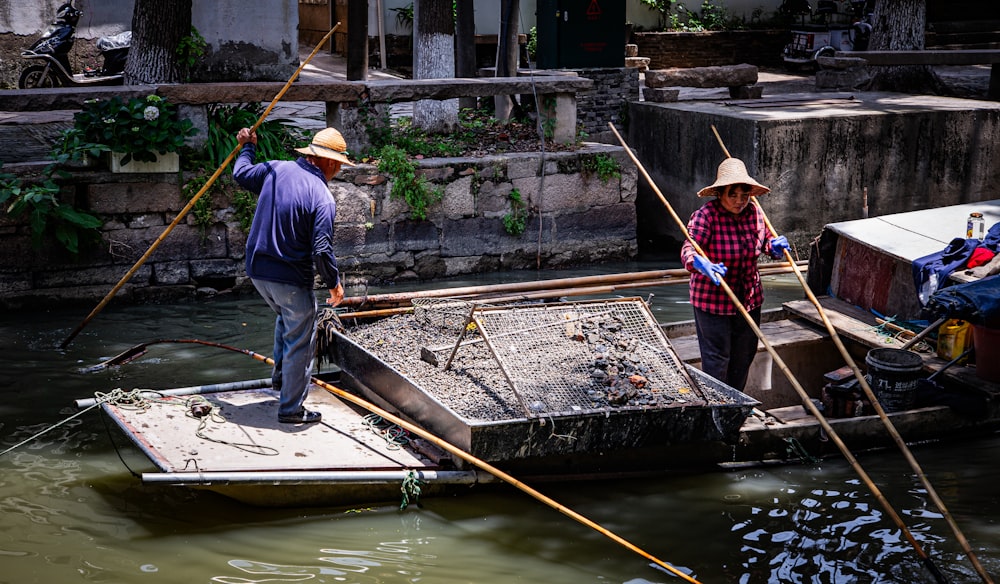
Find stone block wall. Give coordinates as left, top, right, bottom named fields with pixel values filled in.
left=0, top=145, right=637, bottom=308
left=633, top=30, right=789, bottom=70
left=572, top=68, right=641, bottom=142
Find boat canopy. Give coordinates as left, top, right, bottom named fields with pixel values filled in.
left=925, top=275, right=1000, bottom=327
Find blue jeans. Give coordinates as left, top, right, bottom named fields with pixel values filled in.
left=252, top=279, right=317, bottom=417
left=693, top=306, right=761, bottom=392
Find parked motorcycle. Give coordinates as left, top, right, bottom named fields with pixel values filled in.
left=781, top=0, right=874, bottom=69
left=18, top=1, right=130, bottom=89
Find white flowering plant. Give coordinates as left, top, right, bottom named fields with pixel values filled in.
left=72, top=94, right=197, bottom=165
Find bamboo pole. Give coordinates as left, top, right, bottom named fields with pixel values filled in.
left=335, top=263, right=807, bottom=321
left=59, top=23, right=344, bottom=350
left=339, top=268, right=691, bottom=308
left=609, top=122, right=949, bottom=583
left=709, top=124, right=991, bottom=584
left=103, top=338, right=702, bottom=583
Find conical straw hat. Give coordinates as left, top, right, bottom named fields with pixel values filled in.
left=295, top=127, right=355, bottom=166
left=697, top=157, right=769, bottom=197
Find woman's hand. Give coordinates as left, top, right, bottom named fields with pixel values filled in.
left=692, top=255, right=727, bottom=285
left=769, top=235, right=789, bottom=259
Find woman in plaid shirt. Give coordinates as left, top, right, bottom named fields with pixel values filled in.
left=681, top=158, right=788, bottom=392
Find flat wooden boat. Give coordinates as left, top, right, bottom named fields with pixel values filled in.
left=79, top=202, right=1000, bottom=506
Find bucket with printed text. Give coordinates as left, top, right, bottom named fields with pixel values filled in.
left=865, top=348, right=924, bottom=413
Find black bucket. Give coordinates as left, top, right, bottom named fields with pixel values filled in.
left=865, top=348, right=924, bottom=413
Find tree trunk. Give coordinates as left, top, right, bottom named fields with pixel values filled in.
left=867, top=0, right=944, bottom=93
left=455, top=0, right=477, bottom=110
left=413, top=0, right=458, bottom=133
left=494, top=0, right=520, bottom=122
left=123, top=0, right=192, bottom=84
left=347, top=0, right=369, bottom=81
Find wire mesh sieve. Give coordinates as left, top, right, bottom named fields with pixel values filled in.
left=471, top=298, right=708, bottom=417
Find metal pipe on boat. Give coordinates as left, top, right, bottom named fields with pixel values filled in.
left=58, top=22, right=344, bottom=350
left=900, top=316, right=949, bottom=351
left=74, top=378, right=273, bottom=409
left=335, top=263, right=807, bottom=321
left=141, top=469, right=492, bottom=485
left=338, top=268, right=692, bottom=308
left=711, top=123, right=991, bottom=584
left=610, top=122, right=950, bottom=584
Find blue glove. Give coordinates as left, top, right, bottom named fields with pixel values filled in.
left=692, top=255, right=727, bottom=285
left=769, top=235, right=789, bottom=259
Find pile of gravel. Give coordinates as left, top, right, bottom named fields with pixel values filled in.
left=344, top=314, right=524, bottom=421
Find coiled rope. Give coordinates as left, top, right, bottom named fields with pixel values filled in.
left=362, top=413, right=409, bottom=450
left=104, top=389, right=280, bottom=457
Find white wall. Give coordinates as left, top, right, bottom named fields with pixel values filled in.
left=369, top=0, right=786, bottom=37
left=0, top=0, right=295, bottom=62
left=0, top=0, right=130, bottom=39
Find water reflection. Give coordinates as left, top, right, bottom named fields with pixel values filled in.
left=1, top=265, right=998, bottom=583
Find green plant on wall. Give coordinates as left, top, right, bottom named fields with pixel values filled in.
left=375, top=145, right=443, bottom=221
left=200, top=103, right=306, bottom=169
left=72, top=94, right=197, bottom=165
left=390, top=3, right=414, bottom=30
left=176, top=26, right=208, bottom=81
left=178, top=103, right=299, bottom=238
left=582, top=153, right=621, bottom=184
left=502, top=188, right=528, bottom=236
left=232, top=189, right=258, bottom=232
left=181, top=174, right=215, bottom=237
left=0, top=163, right=102, bottom=255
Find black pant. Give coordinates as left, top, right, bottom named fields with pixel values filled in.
left=693, top=306, right=761, bottom=392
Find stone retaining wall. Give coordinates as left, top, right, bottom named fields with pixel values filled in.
left=633, top=30, right=789, bottom=69
left=0, top=145, right=637, bottom=308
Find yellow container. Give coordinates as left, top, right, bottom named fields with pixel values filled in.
left=937, top=319, right=972, bottom=362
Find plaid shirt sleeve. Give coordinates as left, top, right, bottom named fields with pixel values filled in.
left=681, top=200, right=767, bottom=315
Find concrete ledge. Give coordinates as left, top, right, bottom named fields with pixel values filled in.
left=817, top=56, right=869, bottom=70
left=0, top=77, right=593, bottom=112
left=645, top=88, right=680, bottom=103
left=838, top=49, right=1000, bottom=66
left=645, top=63, right=758, bottom=89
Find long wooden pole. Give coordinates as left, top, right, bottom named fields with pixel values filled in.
left=339, top=268, right=691, bottom=308
left=109, top=338, right=701, bottom=583
left=710, top=125, right=991, bottom=584
left=335, top=263, right=807, bottom=321
left=609, top=123, right=949, bottom=583
left=59, top=23, right=343, bottom=350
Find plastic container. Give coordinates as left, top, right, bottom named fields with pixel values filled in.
left=972, top=325, right=1000, bottom=383
left=936, top=319, right=972, bottom=362
left=865, top=348, right=924, bottom=413
left=967, top=212, right=985, bottom=240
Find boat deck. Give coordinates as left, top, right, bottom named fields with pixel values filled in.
left=101, top=383, right=445, bottom=474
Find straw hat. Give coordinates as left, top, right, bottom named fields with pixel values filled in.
left=295, top=128, right=355, bottom=166
left=696, top=157, right=770, bottom=198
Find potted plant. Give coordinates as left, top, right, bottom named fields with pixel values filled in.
left=73, top=94, right=197, bottom=172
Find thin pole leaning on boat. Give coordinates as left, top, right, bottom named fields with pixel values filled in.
left=98, top=338, right=702, bottom=583
left=709, top=124, right=992, bottom=584
left=58, top=23, right=344, bottom=350
left=334, top=263, right=807, bottom=321
left=608, top=122, right=950, bottom=584
left=338, top=268, right=691, bottom=308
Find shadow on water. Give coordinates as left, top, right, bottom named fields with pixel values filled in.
left=2, top=263, right=999, bottom=583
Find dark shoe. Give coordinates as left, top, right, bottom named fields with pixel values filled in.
left=278, top=409, right=322, bottom=424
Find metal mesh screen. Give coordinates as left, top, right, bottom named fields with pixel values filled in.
left=411, top=297, right=476, bottom=333
left=472, top=298, right=706, bottom=417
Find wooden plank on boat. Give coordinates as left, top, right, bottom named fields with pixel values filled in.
left=102, top=384, right=441, bottom=474
left=669, top=317, right=829, bottom=364
left=783, top=296, right=899, bottom=349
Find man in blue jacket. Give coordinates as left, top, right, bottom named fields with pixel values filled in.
left=234, top=126, right=353, bottom=424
